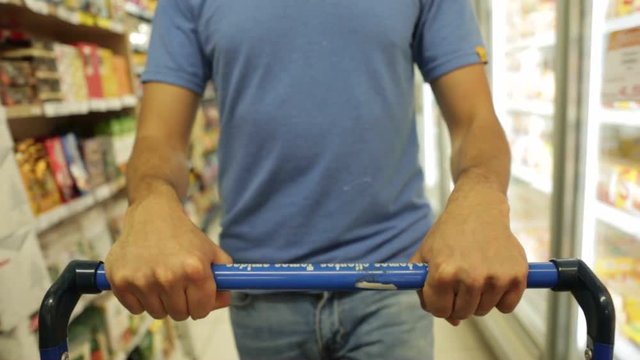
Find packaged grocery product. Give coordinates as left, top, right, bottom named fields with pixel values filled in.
left=0, top=61, right=33, bottom=87
left=61, top=133, right=91, bottom=194
left=96, top=116, right=135, bottom=169
left=63, top=0, right=83, bottom=11
left=14, top=139, right=62, bottom=214
left=0, top=86, right=38, bottom=106
left=97, top=47, right=119, bottom=98
left=624, top=297, right=640, bottom=345
left=112, top=54, right=132, bottom=96
left=81, top=137, right=107, bottom=188
left=76, top=42, right=103, bottom=99
left=53, top=43, right=90, bottom=103
left=615, top=0, right=640, bottom=17
left=100, top=135, right=119, bottom=181
left=44, top=136, right=76, bottom=202
left=609, top=164, right=640, bottom=213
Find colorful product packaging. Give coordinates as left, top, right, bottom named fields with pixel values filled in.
left=76, top=42, right=103, bottom=99
left=112, top=55, right=132, bottom=96
left=98, top=47, right=119, bottom=98
left=61, top=133, right=91, bottom=194
left=14, top=139, right=62, bottom=214
left=44, top=137, right=76, bottom=202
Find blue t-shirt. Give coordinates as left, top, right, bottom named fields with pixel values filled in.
left=142, top=0, right=485, bottom=264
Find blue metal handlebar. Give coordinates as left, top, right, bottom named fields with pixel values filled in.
left=39, top=260, right=615, bottom=360
left=95, top=262, right=559, bottom=291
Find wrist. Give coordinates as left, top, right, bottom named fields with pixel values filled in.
left=128, top=177, right=183, bottom=210
left=446, top=172, right=509, bottom=216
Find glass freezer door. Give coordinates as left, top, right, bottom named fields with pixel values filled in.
left=490, top=0, right=557, bottom=352
left=581, top=1, right=640, bottom=359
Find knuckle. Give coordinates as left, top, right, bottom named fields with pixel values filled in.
left=465, top=276, right=485, bottom=292
left=184, top=256, right=208, bottom=282
left=111, top=273, right=133, bottom=290
left=133, top=273, right=155, bottom=290
left=432, top=273, right=455, bottom=287
left=154, top=268, right=178, bottom=289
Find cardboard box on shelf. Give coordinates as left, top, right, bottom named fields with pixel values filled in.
left=112, top=54, right=132, bottom=96
left=76, top=43, right=103, bottom=100
left=0, top=319, right=38, bottom=360
left=98, top=48, right=119, bottom=99
left=0, top=228, right=50, bottom=332
left=0, top=148, right=34, bottom=239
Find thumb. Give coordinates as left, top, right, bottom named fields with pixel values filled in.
left=409, top=252, right=422, bottom=264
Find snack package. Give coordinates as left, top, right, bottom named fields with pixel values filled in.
left=53, top=43, right=90, bottom=103
left=14, top=139, right=62, bottom=214
left=97, top=48, right=119, bottom=98
left=0, top=86, right=38, bottom=106
left=44, top=137, right=76, bottom=202
left=81, top=137, right=107, bottom=188
left=61, top=133, right=91, bottom=194
left=76, top=42, right=103, bottom=99
left=112, top=55, right=132, bottom=96
left=0, top=61, right=34, bottom=87
left=609, top=165, right=640, bottom=214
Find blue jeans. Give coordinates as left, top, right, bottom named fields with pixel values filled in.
left=229, top=291, right=433, bottom=360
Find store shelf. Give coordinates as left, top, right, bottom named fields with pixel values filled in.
left=0, top=1, right=125, bottom=35
left=507, top=100, right=554, bottom=117
left=595, top=202, right=640, bottom=238
left=511, top=165, right=552, bottom=194
left=506, top=32, right=555, bottom=52
left=114, top=316, right=154, bottom=360
left=606, top=13, right=640, bottom=34
left=35, top=177, right=126, bottom=233
left=600, top=109, right=640, bottom=127
left=5, top=104, right=43, bottom=119
left=7, top=96, right=138, bottom=120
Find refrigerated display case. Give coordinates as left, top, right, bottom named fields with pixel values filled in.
left=473, top=1, right=558, bottom=358
left=580, top=1, right=640, bottom=358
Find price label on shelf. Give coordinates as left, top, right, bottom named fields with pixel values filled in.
left=78, top=11, right=95, bottom=26
left=24, top=0, right=50, bottom=15
left=56, top=5, right=81, bottom=25
left=90, top=99, right=108, bottom=112
left=603, top=27, right=640, bottom=106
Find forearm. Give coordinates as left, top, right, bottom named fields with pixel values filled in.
left=126, top=136, right=190, bottom=205
left=449, top=116, right=510, bottom=198
left=125, top=83, right=201, bottom=206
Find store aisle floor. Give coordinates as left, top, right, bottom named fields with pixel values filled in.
left=197, top=309, right=495, bottom=359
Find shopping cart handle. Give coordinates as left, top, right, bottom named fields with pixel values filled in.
left=39, top=259, right=615, bottom=360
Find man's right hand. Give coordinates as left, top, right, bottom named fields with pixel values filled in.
left=105, top=188, right=232, bottom=321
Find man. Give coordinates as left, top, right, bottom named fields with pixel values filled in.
left=105, top=0, right=528, bottom=359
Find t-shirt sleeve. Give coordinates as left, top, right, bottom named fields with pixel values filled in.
left=141, top=0, right=211, bottom=94
left=413, top=0, right=487, bottom=82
